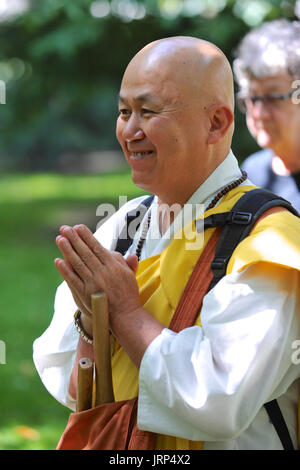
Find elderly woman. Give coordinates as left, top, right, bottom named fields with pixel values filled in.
left=233, top=19, right=300, bottom=211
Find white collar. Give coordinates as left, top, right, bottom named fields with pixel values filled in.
left=186, top=149, right=243, bottom=210
left=136, top=150, right=248, bottom=258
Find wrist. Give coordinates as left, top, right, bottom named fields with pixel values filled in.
left=109, top=307, right=164, bottom=368
left=74, top=310, right=93, bottom=343
left=80, top=312, right=93, bottom=337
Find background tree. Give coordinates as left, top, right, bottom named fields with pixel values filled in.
left=0, top=0, right=298, bottom=171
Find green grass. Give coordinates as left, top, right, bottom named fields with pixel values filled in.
left=0, top=171, right=147, bottom=450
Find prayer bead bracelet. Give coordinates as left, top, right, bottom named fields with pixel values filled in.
left=74, top=309, right=93, bottom=344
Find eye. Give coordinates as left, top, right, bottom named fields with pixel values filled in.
left=141, top=108, right=154, bottom=115
left=250, top=96, right=262, bottom=104
left=119, top=108, right=131, bottom=116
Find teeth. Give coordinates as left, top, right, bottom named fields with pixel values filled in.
left=132, top=151, right=152, bottom=156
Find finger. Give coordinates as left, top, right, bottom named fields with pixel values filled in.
left=56, top=235, right=94, bottom=281
left=125, top=254, right=139, bottom=274
left=55, top=258, right=92, bottom=316
left=73, top=224, right=111, bottom=265
left=59, top=226, right=102, bottom=273
left=72, top=292, right=92, bottom=319
left=54, top=257, right=85, bottom=293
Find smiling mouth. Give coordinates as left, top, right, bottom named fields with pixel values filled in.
left=130, top=151, right=154, bottom=159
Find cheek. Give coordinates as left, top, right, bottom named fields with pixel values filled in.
left=146, top=121, right=170, bottom=151
left=290, top=112, right=300, bottom=137
left=116, top=117, right=123, bottom=144
left=150, top=117, right=183, bottom=150
left=116, top=120, right=129, bottom=157
left=277, top=108, right=297, bottom=134
left=116, top=116, right=129, bottom=147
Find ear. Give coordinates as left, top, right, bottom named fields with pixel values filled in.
left=207, top=105, right=234, bottom=145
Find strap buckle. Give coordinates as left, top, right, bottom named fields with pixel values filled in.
left=230, top=211, right=252, bottom=224
left=211, top=257, right=228, bottom=276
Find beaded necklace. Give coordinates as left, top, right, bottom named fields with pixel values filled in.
left=135, top=170, right=248, bottom=261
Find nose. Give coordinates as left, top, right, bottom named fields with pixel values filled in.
left=122, top=114, right=145, bottom=143
left=125, top=129, right=145, bottom=143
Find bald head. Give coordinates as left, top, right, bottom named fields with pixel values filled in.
left=125, top=36, right=234, bottom=112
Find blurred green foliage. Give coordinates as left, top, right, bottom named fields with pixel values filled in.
left=0, top=0, right=298, bottom=171
left=0, top=171, right=146, bottom=449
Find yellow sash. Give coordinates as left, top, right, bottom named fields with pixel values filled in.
left=111, top=185, right=300, bottom=449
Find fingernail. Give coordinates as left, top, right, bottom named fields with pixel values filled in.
left=75, top=224, right=84, bottom=233
left=62, top=227, right=74, bottom=236
left=56, top=236, right=67, bottom=246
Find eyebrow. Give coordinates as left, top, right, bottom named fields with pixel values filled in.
left=118, top=93, right=159, bottom=105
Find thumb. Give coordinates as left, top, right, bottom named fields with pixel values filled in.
left=125, top=254, right=139, bottom=274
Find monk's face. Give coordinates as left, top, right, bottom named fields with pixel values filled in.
left=116, top=43, right=213, bottom=204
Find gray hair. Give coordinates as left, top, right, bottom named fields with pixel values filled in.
left=233, top=19, right=300, bottom=90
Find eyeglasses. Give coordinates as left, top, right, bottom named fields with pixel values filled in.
left=237, top=91, right=294, bottom=113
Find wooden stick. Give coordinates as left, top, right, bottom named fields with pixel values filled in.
left=91, top=292, right=115, bottom=405
left=76, top=357, right=93, bottom=412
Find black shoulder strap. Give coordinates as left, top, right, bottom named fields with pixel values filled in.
left=264, top=400, right=295, bottom=450
left=207, top=188, right=299, bottom=292
left=115, top=195, right=154, bottom=256
left=204, top=188, right=299, bottom=450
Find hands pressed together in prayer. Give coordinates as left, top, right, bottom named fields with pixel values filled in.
left=55, top=224, right=142, bottom=335
left=55, top=225, right=164, bottom=369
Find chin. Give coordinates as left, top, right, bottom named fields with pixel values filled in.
left=131, top=172, right=152, bottom=192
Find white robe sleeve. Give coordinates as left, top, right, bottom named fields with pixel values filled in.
left=32, top=281, right=79, bottom=410
left=137, top=262, right=300, bottom=442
